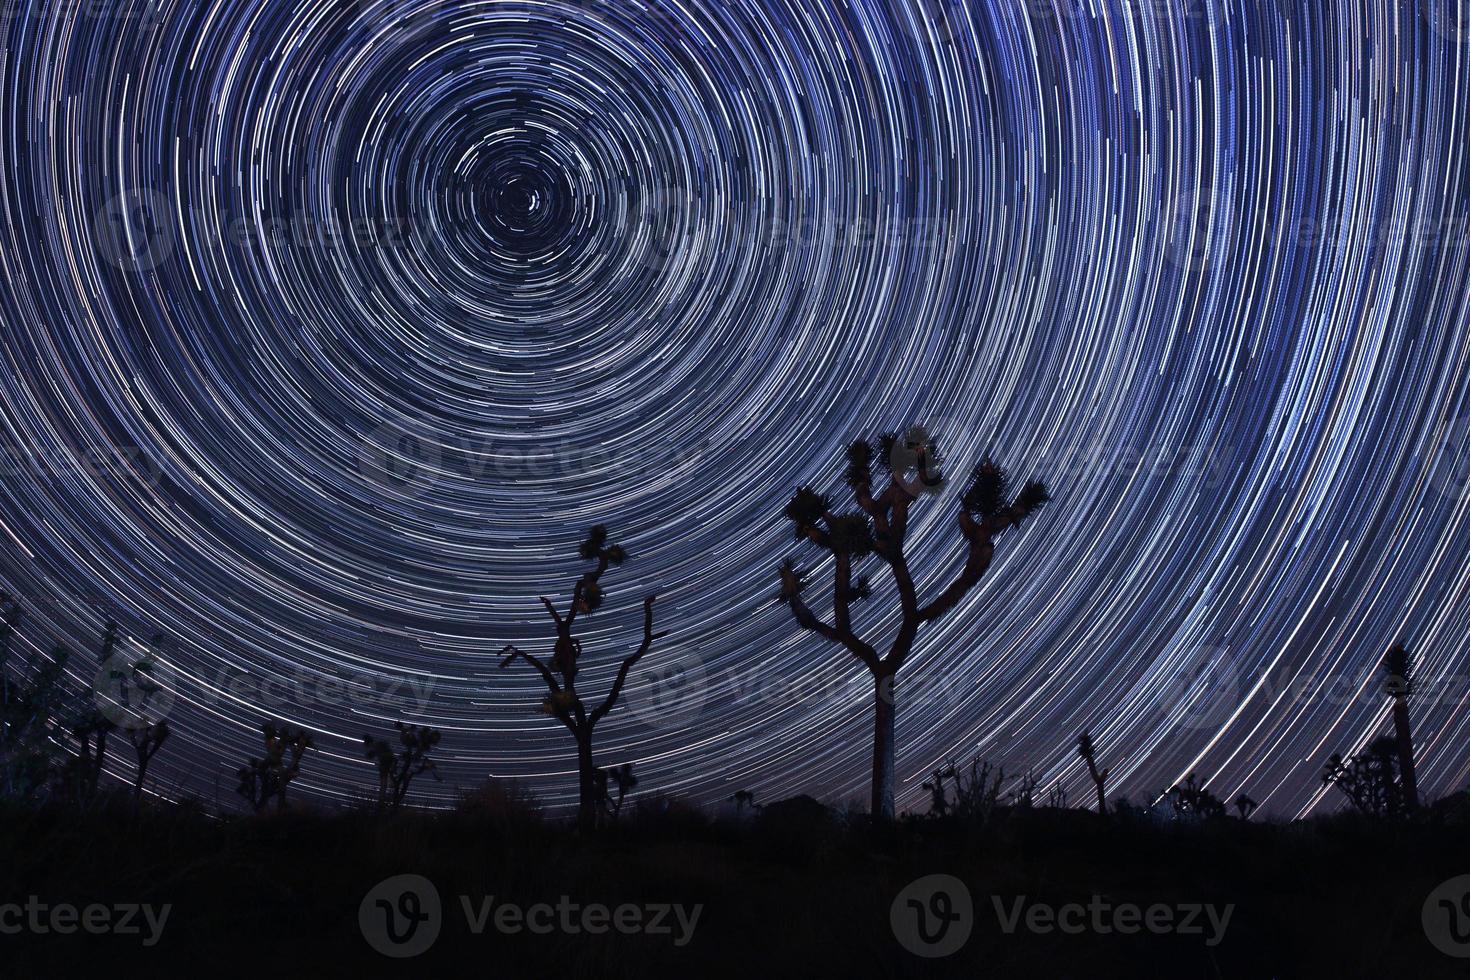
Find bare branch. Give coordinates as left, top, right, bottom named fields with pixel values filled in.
left=917, top=512, right=999, bottom=622
left=782, top=581, right=880, bottom=673
left=499, top=643, right=563, bottom=694
left=590, top=595, right=661, bottom=725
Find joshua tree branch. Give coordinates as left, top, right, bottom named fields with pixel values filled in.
left=499, top=644, right=563, bottom=695
left=917, top=511, right=1010, bottom=623
left=590, top=596, right=662, bottom=725
left=784, top=586, right=880, bottom=673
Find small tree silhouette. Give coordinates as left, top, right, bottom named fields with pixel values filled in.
left=777, top=430, right=1049, bottom=819
left=730, top=789, right=759, bottom=816
left=923, top=763, right=956, bottom=817
left=1163, top=773, right=1226, bottom=820
left=923, top=757, right=1006, bottom=823
left=0, top=596, right=73, bottom=802
left=63, top=709, right=114, bottom=804
left=499, top=526, right=664, bottom=831
left=1323, top=736, right=1407, bottom=818
left=237, top=723, right=313, bottom=813
left=129, top=720, right=170, bottom=802
left=58, top=621, right=122, bottom=804
left=363, top=723, right=442, bottom=810
left=595, top=762, right=637, bottom=818
left=1234, top=794, right=1258, bottom=820
left=1382, top=643, right=1419, bottom=810
left=1076, top=730, right=1109, bottom=815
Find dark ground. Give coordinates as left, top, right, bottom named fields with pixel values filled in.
left=2, top=790, right=1468, bottom=978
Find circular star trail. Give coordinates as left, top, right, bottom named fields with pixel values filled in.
left=2, top=0, right=1470, bottom=818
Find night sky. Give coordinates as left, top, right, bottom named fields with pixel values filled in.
left=2, top=0, right=1470, bottom=819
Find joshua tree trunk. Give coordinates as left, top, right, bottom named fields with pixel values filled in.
left=1391, top=697, right=1418, bottom=809
left=576, top=731, right=599, bottom=831
left=871, top=673, right=896, bottom=820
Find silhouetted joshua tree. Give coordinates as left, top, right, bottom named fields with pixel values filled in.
left=237, top=723, right=313, bottom=813
left=62, top=709, right=114, bottom=804
left=1164, top=773, right=1226, bottom=820
left=363, top=722, right=442, bottom=810
left=0, top=596, right=74, bottom=801
left=923, top=763, right=957, bottom=817
left=499, top=526, right=664, bottom=831
left=53, top=621, right=122, bottom=804
left=777, top=430, right=1049, bottom=820
left=1234, top=794, right=1258, bottom=820
left=595, top=762, right=637, bottom=818
left=1077, top=730, right=1109, bottom=815
left=129, top=720, right=169, bottom=801
left=730, top=789, right=759, bottom=816
left=1382, top=643, right=1419, bottom=810
left=1323, top=736, right=1407, bottom=818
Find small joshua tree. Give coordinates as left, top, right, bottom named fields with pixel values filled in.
left=129, top=720, right=170, bottom=801
left=237, top=722, right=313, bottom=813
left=1076, top=730, right=1109, bottom=815
left=1323, top=736, right=1407, bottom=818
left=1382, top=643, right=1419, bottom=810
left=63, top=709, right=114, bottom=804
left=0, top=596, right=74, bottom=802
left=778, top=429, right=1049, bottom=820
left=596, top=762, right=637, bottom=818
left=923, top=763, right=957, bottom=817
left=1163, top=772, right=1226, bottom=820
left=1234, top=794, right=1258, bottom=820
left=363, top=723, right=442, bottom=810
left=499, top=526, right=663, bottom=831
left=730, top=789, right=758, bottom=816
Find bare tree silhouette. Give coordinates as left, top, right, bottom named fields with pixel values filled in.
left=1163, top=773, right=1227, bottom=820
left=1323, top=736, right=1408, bottom=818
left=0, top=595, right=73, bottom=802
left=129, top=720, right=170, bottom=802
left=777, top=430, right=1049, bottom=819
left=499, top=526, right=664, bottom=831
left=1382, top=643, right=1419, bottom=810
left=730, top=789, right=759, bottom=816
left=596, top=762, right=637, bottom=818
left=363, top=722, right=442, bottom=810
left=1077, top=730, right=1109, bottom=815
left=1235, top=794, right=1258, bottom=820
left=65, top=709, right=113, bottom=804
left=237, top=723, right=313, bottom=813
